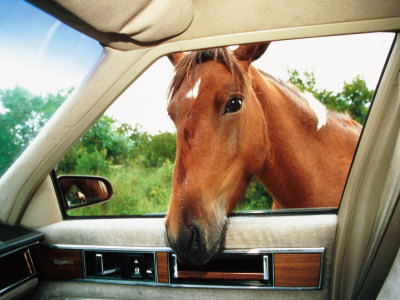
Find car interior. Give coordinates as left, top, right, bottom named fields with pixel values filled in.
left=1, top=0, right=400, bottom=299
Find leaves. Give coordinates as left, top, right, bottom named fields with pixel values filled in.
left=0, top=86, right=70, bottom=175
left=141, top=132, right=176, bottom=168
left=57, top=116, right=177, bottom=175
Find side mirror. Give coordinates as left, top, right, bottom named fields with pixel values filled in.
left=58, top=175, right=113, bottom=210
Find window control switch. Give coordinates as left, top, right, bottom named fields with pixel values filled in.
left=130, top=255, right=144, bottom=279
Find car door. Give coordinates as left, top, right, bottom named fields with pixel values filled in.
left=1, top=1, right=400, bottom=300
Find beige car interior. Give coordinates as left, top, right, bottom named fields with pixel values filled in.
left=0, top=0, right=399, bottom=299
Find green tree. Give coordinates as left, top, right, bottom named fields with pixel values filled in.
left=141, top=132, right=176, bottom=167
left=340, top=76, right=373, bottom=124
left=80, top=116, right=133, bottom=164
left=288, top=69, right=374, bottom=124
left=0, top=87, right=70, bottom=175
left=58, top=116, right=135, bottom=174
left=57, top=115, right=177, bottom=174
left=238, top=178, right=273, bottom=211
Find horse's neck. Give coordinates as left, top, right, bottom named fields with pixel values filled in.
left=250, top=67, right=356, bottom=208
left=251, top=68, right=321, bottom=162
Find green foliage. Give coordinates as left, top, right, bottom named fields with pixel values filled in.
left=75, top=149, right=110, bottom=174
left=58, top=116, right=136, bottom=175
left=237, top=179, right=273, bottom=211
left=80, top=116, right=132, bottom=164
left=141, top=132, right=176, bottom=167
left=288, top=69, right=374, bottom=124
left=0, top=86, right=70, bottom=175
left=57, top=117, right=176, bottom=175
left=340, top=77, right=373, bottom=124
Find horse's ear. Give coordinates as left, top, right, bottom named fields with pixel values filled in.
left=233, top=42, right=270, bottom=64
left=168, top=52, right=184, bottom=67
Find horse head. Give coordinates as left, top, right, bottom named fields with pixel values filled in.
left=165, top=43, right=270, bottom=266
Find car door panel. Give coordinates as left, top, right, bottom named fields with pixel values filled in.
left=29, top=214, right=336, bottom=299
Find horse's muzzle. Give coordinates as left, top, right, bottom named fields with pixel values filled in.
left=166, top=223, right=212, bottom=266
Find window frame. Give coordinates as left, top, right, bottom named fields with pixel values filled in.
left=51, top=32, right=396, bottom=220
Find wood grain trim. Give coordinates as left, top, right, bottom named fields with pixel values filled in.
left=274, top=253, right=321, bottom=287
left=31, top=248, right=83, bottom=279
left=23, top=250, right=34, bottom=275
left=177, top=270, right=264, bottom=280
left=156, top=252, right=169, bottom=283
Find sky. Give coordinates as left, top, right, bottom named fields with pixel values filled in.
left=0, top=1, right=103, bottom=95
left=0, top=1, right=395, bottom=134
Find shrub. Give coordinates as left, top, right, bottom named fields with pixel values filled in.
left=75, top=149, right=110, bottom=174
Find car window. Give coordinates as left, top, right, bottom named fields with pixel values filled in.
left=0, top=0, right=103, bottom=177
left=56, top=32, right=395, bottom=217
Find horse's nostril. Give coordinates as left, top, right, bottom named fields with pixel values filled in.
left=189, top=225, right=199, bottom=251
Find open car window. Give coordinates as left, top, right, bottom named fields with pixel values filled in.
left=55, top=32, right=395, bottom=217
left=0, top=0, right=103, bottom=178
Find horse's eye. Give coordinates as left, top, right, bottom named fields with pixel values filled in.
left=223, top=97, right=242, bottom=115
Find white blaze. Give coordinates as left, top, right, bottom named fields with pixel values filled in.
left=186, top=79, right=201, bottom=99
left=303, top=92, right=327, bottom=130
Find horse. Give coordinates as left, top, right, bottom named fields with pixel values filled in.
left=165, top=42, right=361, bottom=266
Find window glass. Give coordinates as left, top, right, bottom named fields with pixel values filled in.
left=0, top=0, right=103, bottom=177
left=57, top=32, right=395, bottom=217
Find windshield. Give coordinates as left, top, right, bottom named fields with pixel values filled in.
left=0, top=0, right=103, bottom=177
